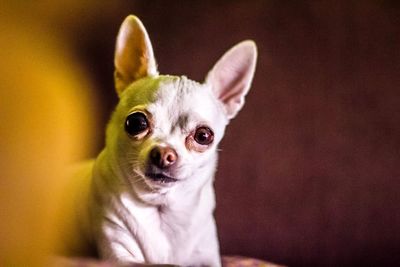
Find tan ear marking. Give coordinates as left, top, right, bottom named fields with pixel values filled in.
left=114, top=15, right=158, bottom=95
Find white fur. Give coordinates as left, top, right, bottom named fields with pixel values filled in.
left=72, top=15, right=257, bottom=267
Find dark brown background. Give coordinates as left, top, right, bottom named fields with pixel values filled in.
left=58, top=1, right=399, bottom=266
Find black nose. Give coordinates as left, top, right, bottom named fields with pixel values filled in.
left=150, top=146, right=177, bottom=169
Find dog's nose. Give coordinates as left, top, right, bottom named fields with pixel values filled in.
left=150, top=146, right=177, bottom=169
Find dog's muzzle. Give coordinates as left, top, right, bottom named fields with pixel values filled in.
left=145, top=145, right=178, bottom=184
left=149, top=145, right=177, bottom=169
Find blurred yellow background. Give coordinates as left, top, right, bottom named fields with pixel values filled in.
left=0, top=1, right=101, bottom=265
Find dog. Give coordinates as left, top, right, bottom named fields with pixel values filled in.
left=70, top=15, right=257, bottom=267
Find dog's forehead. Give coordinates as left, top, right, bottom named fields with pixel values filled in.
left=155, top=76, right=212, bottom=106
left=147, top=76, right=220, bottom=123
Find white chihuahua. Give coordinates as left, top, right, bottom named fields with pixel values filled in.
left=71, top=15, right=257, bottom=267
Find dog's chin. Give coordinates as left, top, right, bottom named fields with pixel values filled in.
left=144, top=172, right=179, bottom=188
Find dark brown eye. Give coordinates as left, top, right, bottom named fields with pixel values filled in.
left=125, top=112, right=149, bottom=136
left=194, top=127, right=214, bottom=145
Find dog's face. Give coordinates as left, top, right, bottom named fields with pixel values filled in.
left=108, top=76, right=227, bottom=192
left=105, top=16, right=257, bottom=198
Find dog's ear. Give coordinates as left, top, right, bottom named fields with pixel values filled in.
left=114, top=15, right=158, bottom=95
left=205, top=40, right=257, bottom=119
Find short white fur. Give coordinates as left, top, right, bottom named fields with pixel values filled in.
left=73, top=15, right=257, bottom=267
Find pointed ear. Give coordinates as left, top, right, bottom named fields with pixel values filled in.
left=205, top=40, right=257, bottom=119
left=114, top=15, right=158, bottom=95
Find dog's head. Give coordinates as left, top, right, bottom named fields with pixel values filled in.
left=105, top=16, right=257, bottom=198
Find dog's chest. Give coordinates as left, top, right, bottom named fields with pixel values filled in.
left=119, top=193, right=207, bottom=264
left=150, top=209, right=197, bottom=262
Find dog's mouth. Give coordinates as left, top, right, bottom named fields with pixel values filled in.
left=145, top=172, right=178, bottom=184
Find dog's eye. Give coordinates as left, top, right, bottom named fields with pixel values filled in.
left=125, top=112, right=149, bottom=136
left=194, top=127, right=214, bottom=145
